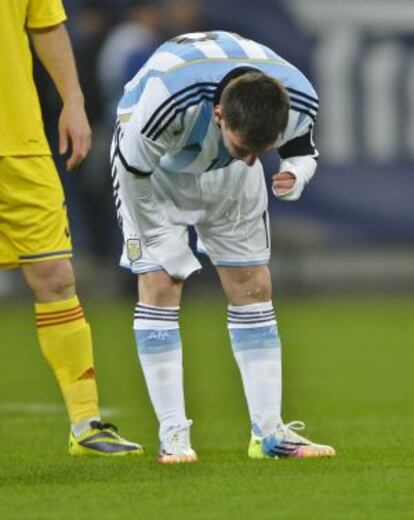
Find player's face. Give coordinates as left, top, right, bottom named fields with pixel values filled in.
left=215, top=106, right=273, bottom=166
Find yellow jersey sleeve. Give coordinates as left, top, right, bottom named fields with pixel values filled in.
left=0, top=0, right=67, bottom=156
left=27, top=0, right=67, bottom=29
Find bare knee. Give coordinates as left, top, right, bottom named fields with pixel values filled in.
left=138, top=270, right=183, bottom=307
left=22, top=259, right=76, bottom=302
left=217, top=265, right=272, bottom=305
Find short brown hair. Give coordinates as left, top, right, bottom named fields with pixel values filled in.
left=221, top=72, right=289, bottom=148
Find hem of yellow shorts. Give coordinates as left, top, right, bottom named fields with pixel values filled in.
left=0, top=149, right=52, bottom=157
left=0, top=250, right=73, bottom=269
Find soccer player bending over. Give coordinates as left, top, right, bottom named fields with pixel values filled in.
left=112, top=31, right=336, bottom=463
left=0, top=0, right=142, bottom=456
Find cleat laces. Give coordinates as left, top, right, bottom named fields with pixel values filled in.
left=162, top=420, right=192, bottom=454
left=278, top=421, right=310, bottom=445
left=89, top=420, right=118, bottom=432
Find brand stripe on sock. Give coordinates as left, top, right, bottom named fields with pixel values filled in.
left=36, top=308, right=85, bottom=328
left=36, top=314, right=85, bottom=328
left=228, top=309, right=274, bottom=316
left=134, top=314, right=178, bottom=322
left=134, top=304, right=179, bottom=320
left=35, top=305, right=83, bottom=319
left=227, top=316, right=274, bottom=324
left=36, top=312, right=85, bottom=324
left=227, top=306, right=276, bottom=328
left=134, top=303, right=180, bottom=330
left=228, top=311, right=275, bottom=319
left=134, top=309, right=179, bottom=317
left=228, top=311, right=275, bottom=321
left=36, top=308, right=84, bottom=322
left=135, top=303, right=178, bottom=315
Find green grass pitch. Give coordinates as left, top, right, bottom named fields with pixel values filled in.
left=0, top=296, right=413, bottom=519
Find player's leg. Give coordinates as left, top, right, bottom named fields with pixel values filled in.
left=0, top=156, right=142, bottom=455
left=113, top=145, right=197, bottom=463
left=197, top=161, right=286, bottom=444
left=136, top=270, right=197, bottom=463
left=217, top=264, right=284, bottom=437
left=197, top=160, right=335, bottom=459
left=218, top=266, right=335, bottom=459
left=22, top=258, right=99, bottom=428
left=22, top=259, right=142, bottom=456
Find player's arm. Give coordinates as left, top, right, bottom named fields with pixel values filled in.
left=272, top=122, right=319, bottom=201
left=116, top=92, right=201, bottom=280
left=29, top=23, right=91, bottom=171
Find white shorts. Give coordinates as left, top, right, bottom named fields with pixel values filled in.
left=114, top=159, right=270, bottom=275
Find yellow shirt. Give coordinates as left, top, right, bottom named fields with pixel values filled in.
left=0, top=0, right=66, bottom=156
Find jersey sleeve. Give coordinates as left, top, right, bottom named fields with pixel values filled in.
left=278, top=128, right=318, bottom=160
left=278, top=115, right=319, bottom=161
left=26, top=0, right=67, bottom=29
left=118, top=77, right=183, bottom=174
left=274, top=115, right=319, bottom=202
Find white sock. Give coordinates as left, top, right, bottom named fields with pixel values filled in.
left=228, top=301, right=282, bottom=437
left=134, top=303, right=187, bottom=439
left=71, top=416, right=100, bottom=437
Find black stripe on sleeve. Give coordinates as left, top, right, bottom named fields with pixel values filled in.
left=114, top=124, right=153, bottom=177
left=117, top=149, right=152, bottom=177
left=289, top=95, right=318, bottom=113
left=151, top=94, right=216, bottom=140
left=286, top=87, right=318, bottom=105
left=278, top=129, right=317, bottom=159
left=142, top=82, right=218, bottom=136
left=146, top=88, right=217, bottom=139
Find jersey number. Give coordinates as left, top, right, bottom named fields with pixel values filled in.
left=170, top=32, right=245, bottom=45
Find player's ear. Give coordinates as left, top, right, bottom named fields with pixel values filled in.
left=214, top=104, right=224, bottom=125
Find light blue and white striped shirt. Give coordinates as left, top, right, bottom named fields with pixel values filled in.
left=116, top=31, right=318, bottom=176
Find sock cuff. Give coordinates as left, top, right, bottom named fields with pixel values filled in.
left=228, top=301, right=273, bottom=313
left=227, top=301, right=276, bottom=329
left=71, top=416, right=100, bottom=437
left=35, top=296, right=85, bottom=329
left=35, top=295, right=80, bottom=313
left=134, top=302, right=180, bottom=330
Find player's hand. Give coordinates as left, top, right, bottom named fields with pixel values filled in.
left=59, top=99, right=92, bottom=171
left=271, top=171, right=297, bottom=196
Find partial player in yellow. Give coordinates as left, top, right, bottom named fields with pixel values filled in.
left=0, top=0, right=143, bottom=456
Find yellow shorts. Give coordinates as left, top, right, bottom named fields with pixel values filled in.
left=0, top=156, right=72, bottom=269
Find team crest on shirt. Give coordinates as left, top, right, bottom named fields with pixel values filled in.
left=126, top=238, right=142, bottom=262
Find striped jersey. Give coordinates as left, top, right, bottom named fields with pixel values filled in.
left=116, top=31, right=319, bottom=176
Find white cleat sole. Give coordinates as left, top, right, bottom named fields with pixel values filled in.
left=158, top=454, right=198, bottom=464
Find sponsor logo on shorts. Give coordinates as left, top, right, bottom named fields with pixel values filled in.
left=126, top=238, right=142, bottom=262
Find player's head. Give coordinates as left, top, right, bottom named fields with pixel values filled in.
left=214, top=72, right=289, bottom=166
